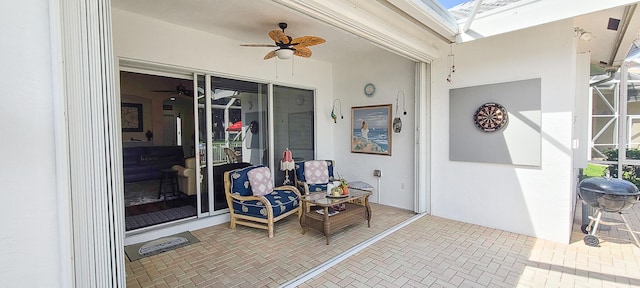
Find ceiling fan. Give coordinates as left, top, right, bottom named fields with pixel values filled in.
left=241, top=23, right=326, bottom=60
left=150, top=83, right=193, bottom=97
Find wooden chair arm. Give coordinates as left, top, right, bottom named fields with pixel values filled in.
left=293, top=179, right=311, bottom=195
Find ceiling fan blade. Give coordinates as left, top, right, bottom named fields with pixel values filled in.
left=294, top=46, right=312, bottom=58
left=264, top=50, right=277, bottom=60
left=268, top=30, right=290, bottom=44
left=292, top=36, right=325, bottom=47
left=240, top=44, right=278, bottom=47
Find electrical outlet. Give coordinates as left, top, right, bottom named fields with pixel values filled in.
left=401, top=183, right=405, bottom=189
left=373, top=170, right=381, bottom=177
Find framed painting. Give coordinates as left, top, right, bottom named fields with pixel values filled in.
left=351, top=104, right=392, bottom=156
left=121, top=103, right=143, bottom=132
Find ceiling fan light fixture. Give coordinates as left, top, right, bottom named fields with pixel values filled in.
left=275, top=48, right=294, bottom=59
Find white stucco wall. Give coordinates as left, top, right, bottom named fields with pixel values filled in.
left=332, top=49, right=416, bottom=209
left=430, top=19, right=577, bottom=243
left=0, top=1, right=64, bottom=287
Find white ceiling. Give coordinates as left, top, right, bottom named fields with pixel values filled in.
left=111, top=0, right=384, bottom=64
left=574, top=4, right=640, bottom=70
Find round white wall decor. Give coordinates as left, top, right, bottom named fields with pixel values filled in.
left=473, top=102, right=508, bottom=132
left=364, top=83, right=376, bottom=97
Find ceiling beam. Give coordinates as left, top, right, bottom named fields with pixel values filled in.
left=383, top=0, right=458, bottom=41
left=462, top=0, right=483, bottom=32
left=272, top=0, right=443, bottom=62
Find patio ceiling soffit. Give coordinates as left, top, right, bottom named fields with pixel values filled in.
left=454, top=0, right=640, bottom=43
left=384, top=0, right=459, bottom=41
left=273, top=0, right=452, bottom=62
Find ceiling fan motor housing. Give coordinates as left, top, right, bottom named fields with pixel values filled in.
left=240, top=22, right=325, bottom=60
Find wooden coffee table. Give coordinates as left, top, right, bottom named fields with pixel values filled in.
left=299, top=189, right=372, bottom=244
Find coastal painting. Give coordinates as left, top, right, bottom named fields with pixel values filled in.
left=351, top=104, right=392, bottom=156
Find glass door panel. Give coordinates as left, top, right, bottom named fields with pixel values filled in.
left=120, top=70, right=199, bottom=230
left=209, top=76, right=268, bottom=211
left=272, top=85, right=315, bottom=185
left=195, top=74, right=210, bottom=215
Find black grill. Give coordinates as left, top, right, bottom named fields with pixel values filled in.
left=578, top=177, right=640, bottom=247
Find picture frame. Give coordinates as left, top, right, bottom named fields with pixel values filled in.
left=121, top=103, right=143, bottom=132
left=351, top=104, right=392, bottom=156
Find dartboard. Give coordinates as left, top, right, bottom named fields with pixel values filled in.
left=473, top=102, right=508, bottom=132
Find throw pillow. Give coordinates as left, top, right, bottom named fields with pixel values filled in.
left=304, top=160, right=329, bottom=184
left=247, top=167, right=274, bottom=196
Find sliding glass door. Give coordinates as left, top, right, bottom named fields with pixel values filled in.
left=194, top=74, right=269, bottom=215
left=121, top=67, right=316, bottom=225
left=272, top=85, right=315, bottom=185
left=120, top=70, right=198, bottom=231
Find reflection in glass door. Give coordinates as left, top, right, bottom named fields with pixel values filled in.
left=272, top=85, right=315, bottom=185
left=212, top=76, right=268, bottom=211
left=120, top=70, right=198, bottom=231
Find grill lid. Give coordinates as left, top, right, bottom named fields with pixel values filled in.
left=579, top=177, right=640, bottom=196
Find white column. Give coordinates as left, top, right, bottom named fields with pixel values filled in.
left=57, top=0, right=125, bottom=286
left=414, top=62, right=431, bottom=214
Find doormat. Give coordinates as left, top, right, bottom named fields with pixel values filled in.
left=124, top=231, right=199, bottom=261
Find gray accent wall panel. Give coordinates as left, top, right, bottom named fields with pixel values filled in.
left=449, top=79, right=541, bottom=166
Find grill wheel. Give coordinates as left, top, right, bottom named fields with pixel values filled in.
left=584, top=235, right=600, bottom=247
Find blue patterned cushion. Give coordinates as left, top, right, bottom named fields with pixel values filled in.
left=230, top=165, right=265, bottom=196
left=231, top=189, right=300, bottom=218
left=308, top=183, right=328, bottom=193
left=294, top=162, right=306, bottom=182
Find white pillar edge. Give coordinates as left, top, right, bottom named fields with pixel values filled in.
left=49, top=0, right=75, bottom=286
left=58, top=0, right=125, bottom=286
left=414, top=62, right=431, bottom=214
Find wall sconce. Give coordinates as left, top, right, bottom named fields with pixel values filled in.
left=393, top=91, right=407, bottom=133
left=331, top=99, right=343, bottom=123
left=575, top=27, right=595, bottom=41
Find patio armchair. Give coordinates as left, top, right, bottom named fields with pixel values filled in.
left=224, top=165, right=301, bottom=237
left=294, top=160, right=336, bottom=195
